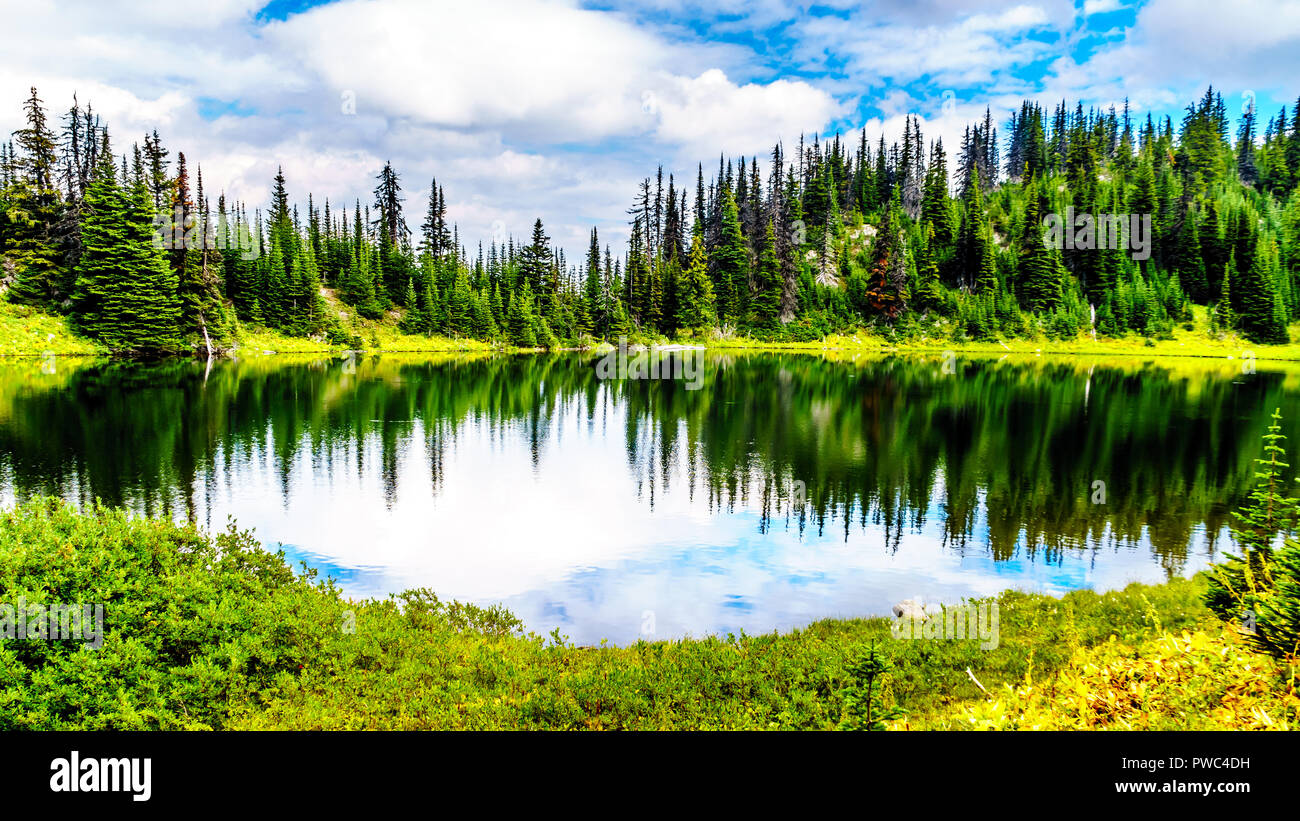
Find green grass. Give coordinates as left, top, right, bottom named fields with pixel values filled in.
left=3, top=298, right=1300, bottom=362
left=709, top=306, right=1300, bottom=361
left=235, top=324, right=495, bottom=355
left=4, top=496, right=1284, bottom=730
left=0, top=301, right=105, bottom=356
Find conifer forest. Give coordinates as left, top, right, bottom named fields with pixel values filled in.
left=5, top=85, right=1299, bottom=354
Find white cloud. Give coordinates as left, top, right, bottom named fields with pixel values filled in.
left=1082, top=0, right=1125, bottom=15
left=1031, top=0, right=1300, bottom=122
left=3, top=0, right=1299, bottom=260
left=792, top=4, right=1054, bottom=88
left=649, top=68, right=845, bottom=158
left=267, top=0, right=664, bottom=142
left=1, top=0, right=851, bottom=258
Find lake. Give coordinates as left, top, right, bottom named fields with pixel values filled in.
left=0, top=350, right=1294, bottom=644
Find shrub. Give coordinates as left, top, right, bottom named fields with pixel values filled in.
left=0, top=498, right=1234, bottom=730
left=1205, top=408, right=1300, bottom=659
left=0, top=498, right=344, bottom=729
left=837, top=642, right=904, bottom=730
left=907, top=626, right=1298, bottom=730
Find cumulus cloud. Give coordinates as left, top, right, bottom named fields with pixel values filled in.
left=267, top=0, right=667, bottom=142
left=2, top=0, right=1298, bottom=260
left=1, top=0, right=852, bottom=256
left=1032, top=0, right=1300, bottom=120
left=647, top=69, right=844, bottom=158
left=1082, top=0, right=1125, bottom=15
left=793, top=4, right=1054, bottom=88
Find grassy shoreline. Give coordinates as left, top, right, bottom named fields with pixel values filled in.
left=5, top=298, right=1300, bottom=362
left=1, top=498, right=1294, bottom=730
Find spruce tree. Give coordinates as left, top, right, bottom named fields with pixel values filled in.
left=507, top=280, right=537, bottom=347
left=748, top=220, right=781, bottom=329
left=1212, top=252, right=1237, bottom=332
left=1207, top=409, right=1293, bottom=624
left=676, top=230, right=716, bottom=332
left=447, top=267, right=472, bottom=335
left=582, top=228, right=603, bottom=336
left=1238, top=236, right=1287, bottom=344
left=69, top=138, right=123, bottom=334
left=913, top=224, right=944, bottom=313
left=1172, top=209, right=1207, bottom=302
left=1018, top=178, right=1061, bottom=312
left=74, top=140, right=181, bottom=353
left=173, top=160, right=229, bottom=351
left=709, top=187, right=748, bottom=323
left=5, top=87, right=66, bottom=307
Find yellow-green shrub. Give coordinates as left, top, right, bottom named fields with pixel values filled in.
left=902, top=625, right=1299, bottom=730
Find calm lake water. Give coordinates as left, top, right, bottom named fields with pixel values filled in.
left=1, top=350, right=1296, bottom=644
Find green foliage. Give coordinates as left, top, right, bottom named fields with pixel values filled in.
left=1252, top=539, right=1300, bottom=658
left=6, top=82, right=1300, bottom=353
left=837, top=642, right=905, bottom=730
left=507, top=281, right=538, bottom=347
left=0, top=498, right=344, bottom=729
left=1206, top=408, right=1300, bottom=659
left=0, top=494, right=1227, bottom=730
left=675, top=231, right=716, bottom=332
left=709, top=186, right=749, bottom=323
left=912, top=625, right=1297, bottom=730
left=70, top=147, right=181, bottom=353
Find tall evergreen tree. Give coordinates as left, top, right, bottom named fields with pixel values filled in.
left=676, top=229, right=715, bottom=332
left=5, top=87, right=66, bottom=307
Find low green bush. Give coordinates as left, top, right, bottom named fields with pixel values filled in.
left=0, top=497, right=1219, bottom=730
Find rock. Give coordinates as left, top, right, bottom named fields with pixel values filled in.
left=892, top=598, right=927, bottom=620
left=893, top=597, right=944, bottom=620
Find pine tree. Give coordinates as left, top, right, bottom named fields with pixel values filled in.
left=1212, top=252, right=1237, bottom=332
left=1237, top=99, right=1259, bottom=187
left=371, top=162, right=409, bottom=303
left=5, top=87, right=66, bottom=307
left=447, top=267, right=472, bottom=335
left=1238, top=237, right=1287, bottom=344
left=920, top=139, right=953, bottom=247
left=675, top=230, right=716, bottom=332
left=709, top=186, right=748, bottom=323
left=73, top=138, right=181, bottom=352
left=975, top=225, right=998, bottom=293
left=173, top=159, right=229, bottom=351
left=519, top=219, right=550, bottom=297
left=913, top=224, right=944, bottom=313
left=1172, top=209, right=1207, bottom=302
left=957, top=176, right=987, bottom=291
left=749, top=220, right=781, bottom=329
left=69, top=137, right=122, bottom=334
left=864, top=192, right=908, bottom=320
left=1018, top=178, right=1062, bottom=312
left=582, top=227, right=603, bottom=337
left=507, top=280, right=537, bottom=347
left=1206, top=409, right=1293, bottom=623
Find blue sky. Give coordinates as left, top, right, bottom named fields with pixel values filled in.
left=2, top=0, right=1298, bottom=260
